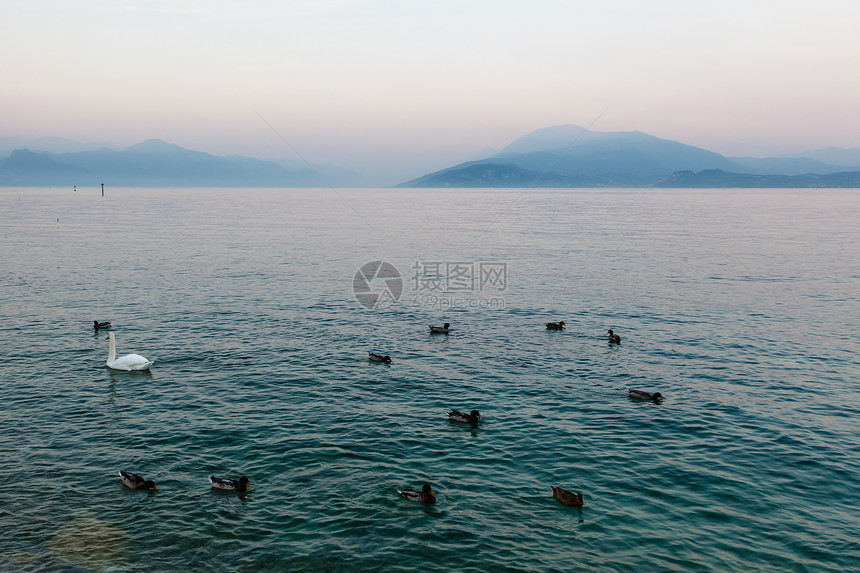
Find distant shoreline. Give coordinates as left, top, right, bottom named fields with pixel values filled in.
left=653, top=169, right=860, bottom=188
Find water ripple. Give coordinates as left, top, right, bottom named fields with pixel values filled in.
left=1, top=188, right=859, bottom=571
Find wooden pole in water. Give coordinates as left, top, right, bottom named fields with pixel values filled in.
left=101, top=183, right=104, bottom=196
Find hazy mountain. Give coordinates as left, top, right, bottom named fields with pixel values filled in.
left=0, top=136, right=118, bottom=156
left=499, top=125, right=736, bottom=172
left=5, top=131, right=859, bottom=189
left=500, top=124, right=591, bottom=154
left=269, top=158, right=367, bottom=188
left=400, top=125, right=860, bottom=188
left=778, top=147, right=860, bottom=168
left=726, top=156, right=850, bottom=176
left=0, top=139, right=363, bottom=187
left=465, top=147, right=502, bottom=162
left=401, top=160, right=662, bottom=188
left=401, top=125, right=739, bottom=187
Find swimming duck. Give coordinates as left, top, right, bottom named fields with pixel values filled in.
left=106, top=332, right=153, bottom=371
left=119, top=470, right=158, bottom=491
left=447, top=409, right=482, bottom=423
left=429, top=322, right=450, bottom=334
left=368, top=352, right=392, bottom=363
left=546, top=321, right=565, bottom=330
left=93, top=320, right=111, bottom=329
left=398, top=483, right=436, bottom=504
left=628, top=389, right=664, bottom=401
left=607, top=329, right=621, bottom=344
left=551, top=486, right=583, bottom=507
left=209, top=475, right=251, bottom=491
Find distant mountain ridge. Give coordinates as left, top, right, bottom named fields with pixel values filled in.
left=399, top=125, right=860, bottom=188
left=779, top=146, right=860, bottom=166
left=4, top=130, right=860, bottom=188
left=0, top=136, right=119, bottom=156
left=0, top=139, right=363, bottom=187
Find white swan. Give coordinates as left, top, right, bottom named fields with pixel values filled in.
left=106, top=332, right=153, bottom=371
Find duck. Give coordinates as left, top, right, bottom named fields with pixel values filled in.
left=628, top=389, right=664, bottom=401
left=546, top=321, right=565, bottom=330
left=607, top=329, right=621, bottom=344
left=119, top=470, right=158, bottom=491
left=368, top=352, right=392, bottom=364
left=106, top=332, right=153, bottom=371
left=397, top=483, right=436, bottom=504
left=447, top=409, right=481, bottom=423
left=209, top=475, right=251, bottom=491
left=429, top=322, right=450, bottom=334
left=550, top=486, right=583, bottom=507
left=93, top=320, right=111, bottom=329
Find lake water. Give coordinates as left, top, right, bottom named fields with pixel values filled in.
left=1, top=186, right=858, bottom=572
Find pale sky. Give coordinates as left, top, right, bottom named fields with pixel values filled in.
left=2, top=0, right=859, bottom=184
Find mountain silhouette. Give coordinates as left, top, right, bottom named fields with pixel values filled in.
left=0, top=139, right=361, bottom=187
left=400, top=125, right=857, bottom=187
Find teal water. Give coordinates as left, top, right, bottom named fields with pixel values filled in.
left=1, top=187, right=859, bottom=572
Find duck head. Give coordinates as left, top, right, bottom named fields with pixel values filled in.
left=469, top=410, right=482, bottom=421
left=144, top=480, right=158, bottom=491
left=383, top=355, right=392, bottom=363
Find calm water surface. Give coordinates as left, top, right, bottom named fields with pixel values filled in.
left=1, top=187, right=858, bottom=572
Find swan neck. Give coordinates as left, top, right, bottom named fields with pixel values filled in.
left=108, top=334, right=116, bottom=363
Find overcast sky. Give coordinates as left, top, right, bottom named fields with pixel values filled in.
left=2, top=0, right=859, bottom=184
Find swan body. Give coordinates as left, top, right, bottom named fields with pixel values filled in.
left=106, top=332, right=153, bottom=371
left=368, top=352, right=392, bottom=363
left=546, top=321, right=565, bottom=330
left=93, top=320, right=111, bottom=329
left=119, top=470, right=158, bottom=491
left=628, top=389, right=664, bottom=401
left=551, top=486, right=583, bottom=507
left=607, top=329, right=621, bottom=344
left=448, top=409, right=481, bottom=423
left=209, top=475, right=250, bottom=491
left=429, top=322, right=450, bottom=334
left=398, top=483, right=436, bottom=504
